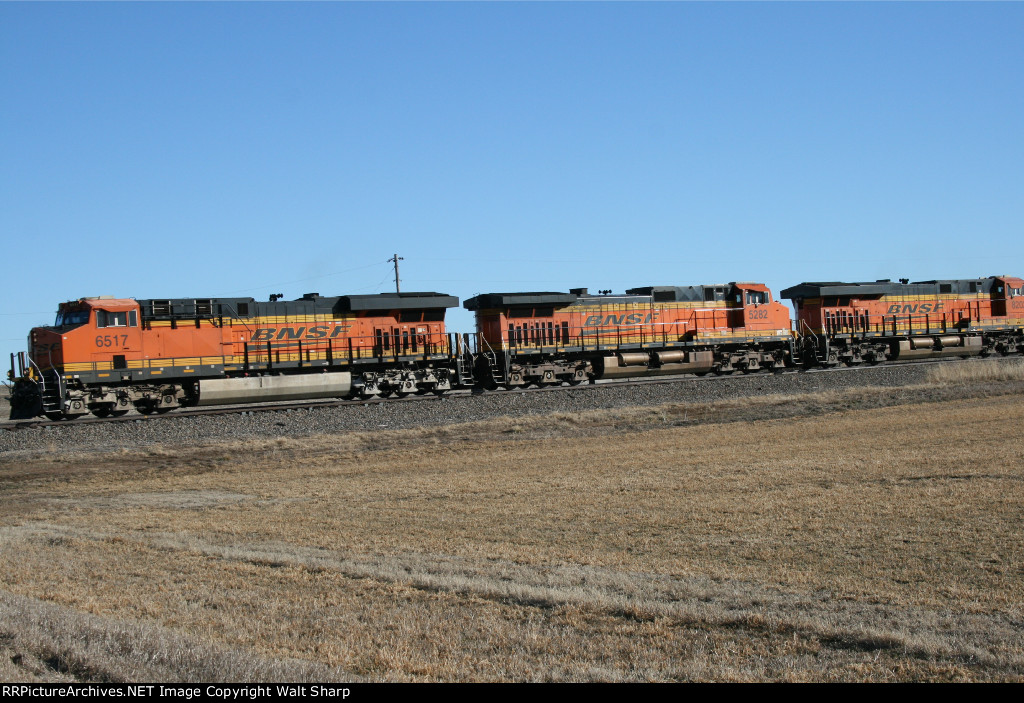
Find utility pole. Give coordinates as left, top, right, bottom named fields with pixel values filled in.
left=389, top=254, right=404, bottom=293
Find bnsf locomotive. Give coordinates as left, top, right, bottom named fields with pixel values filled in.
left=8, top=291, right=464, bottom=420
left=7, top=275, right=1024, bottom=420
left=463, top=282, right=793, bottom=387
left=781, top=275, right=1024, bottom=365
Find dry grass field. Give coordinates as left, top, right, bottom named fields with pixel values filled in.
left=2, top=361, right=1024, bottom=681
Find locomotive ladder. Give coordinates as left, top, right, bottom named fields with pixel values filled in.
left=797, top=319, right=829, bottom=366
left=40, top=376, right=63, bottom=415
left=30, top=360, right=64, bottom=416
left=452, top=333, right=476, bottom=387
left=479, top=336, right=507, bottom=387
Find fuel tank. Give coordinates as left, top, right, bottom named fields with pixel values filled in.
left=891, top=336, right=982, bottom=360
left=599, top=350, right=714, bottom=378
left=196, top=372, right=352, bottom=406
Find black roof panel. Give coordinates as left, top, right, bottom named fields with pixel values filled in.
left=781, top=277, right=997, bottom=300
left=338, top=292, right=458, bottom=312
left=463, top=292, right=578, bottom=311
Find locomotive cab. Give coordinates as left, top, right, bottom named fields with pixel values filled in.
left=48, top=298, right=142, bottom=376
left=9, top=297, right=142, bottom=419
left=83, top=299, right=142, bottom=372
left=730, top=283, right=790, bottom=332
left=992, top=277, right=1024, bottom=317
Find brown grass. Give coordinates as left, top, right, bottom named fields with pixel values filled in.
left=1, top=380, right=1023, bottom=681
left=926, top=357, right=1024, bottom=385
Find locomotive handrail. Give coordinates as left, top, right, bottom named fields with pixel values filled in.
left=28, top=357, right=46, bottom=390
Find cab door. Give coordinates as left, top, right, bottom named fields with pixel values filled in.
left=994, top=277, right=1024, bottom=319
left=992, top=278, right=1009, bottom=317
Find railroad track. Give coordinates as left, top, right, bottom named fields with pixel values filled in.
left=0, top=355, right=1014, bottom=433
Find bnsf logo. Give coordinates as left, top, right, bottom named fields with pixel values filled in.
left=250, top=326, right=352, bottom=342
left=584, top=313, right=659, bottom=327
left=885, top=303, right=945, bottom=314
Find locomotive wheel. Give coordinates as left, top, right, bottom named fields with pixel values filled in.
left=111, top=410, right=130, bottom=417
left=44, top=412, right=66, bottom=421
left=91, top=407, right=112, bottom=418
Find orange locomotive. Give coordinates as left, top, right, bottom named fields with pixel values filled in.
left=463, top=282, right=794, bottom=387
left=781, top=276, right=1024, bottom=366
left=9, top=291, right=462, bottom=419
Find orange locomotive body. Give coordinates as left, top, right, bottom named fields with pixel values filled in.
left=463, top=282, right=794, bottom=387
left=11, top=291, right=461, bottom=419
left=781, top=276, right=1024, bottom=365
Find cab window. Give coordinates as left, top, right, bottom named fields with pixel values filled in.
left=55, top=310, right=90, bottom=328
left=96, top=310, right=138, bottom=328
left=745, top=291, right=767, bottom=305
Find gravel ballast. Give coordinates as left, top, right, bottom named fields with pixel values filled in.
left=0, top=361, right=966, bottom=457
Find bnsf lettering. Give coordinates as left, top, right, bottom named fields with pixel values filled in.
left=885, top=303, right=945, bottom=314
left=583, top=313, right=659, bottom=327
left=250, top=326, right=350, bottom=342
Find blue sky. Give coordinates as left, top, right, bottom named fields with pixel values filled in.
left=2, top=2, right=1022, bottom=352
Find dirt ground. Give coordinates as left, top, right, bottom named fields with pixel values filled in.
left=1, top=376, right=1023, bottom=681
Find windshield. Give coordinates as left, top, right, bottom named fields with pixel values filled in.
left=55, top=310, right=90, bottom=328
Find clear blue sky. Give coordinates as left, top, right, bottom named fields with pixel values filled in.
left=2, top=2, right=1022, bottom=352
